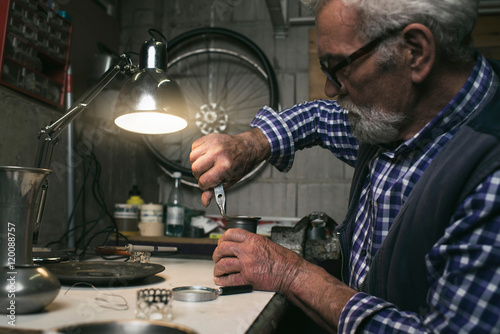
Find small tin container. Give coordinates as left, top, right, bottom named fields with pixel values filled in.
left=114, top=203, right=140, bottom=236
left=140, top=203, right=164, bottom=223
left=224, top=216, right=260, bottom=233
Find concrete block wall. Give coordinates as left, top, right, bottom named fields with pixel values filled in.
left=0, top=86, right=69, bottom=246
left=120, top=0, right=353, bottom=224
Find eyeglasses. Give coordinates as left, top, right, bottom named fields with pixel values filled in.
left=320, top=34, right=391, bottom=88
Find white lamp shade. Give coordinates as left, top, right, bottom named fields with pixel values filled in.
left=113, top=68, right=188, bottom=134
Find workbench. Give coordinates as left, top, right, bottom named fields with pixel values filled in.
left=3, top=257, right=289, bottom=333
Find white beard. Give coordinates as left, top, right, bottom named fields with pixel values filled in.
left=338, top=96, right=407, bottom=144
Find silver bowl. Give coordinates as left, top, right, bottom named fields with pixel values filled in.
left=0, top=265, right=60, bottom=314
left=51, top=320, right=198, bottom=334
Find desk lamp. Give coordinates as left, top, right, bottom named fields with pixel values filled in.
left=35, top=29, right=188, bottom=169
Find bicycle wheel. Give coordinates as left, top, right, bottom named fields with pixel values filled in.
left=143, top=27, right=279, bottom=187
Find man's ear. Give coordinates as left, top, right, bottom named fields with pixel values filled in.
left=402, top=23, right=435, bottom=83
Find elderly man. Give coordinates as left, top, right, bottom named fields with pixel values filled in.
left=190, top=0, right=500, bottom=332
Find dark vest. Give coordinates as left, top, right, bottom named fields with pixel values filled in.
left=336, top=60, right=500, bottom=313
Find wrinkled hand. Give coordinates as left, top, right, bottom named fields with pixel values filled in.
left=190, top=128, right=270, bottom=206
left=212, top=229, right=305, bottom=296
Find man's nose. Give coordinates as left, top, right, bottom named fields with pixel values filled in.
left=324, top=78, right=344, bottom=98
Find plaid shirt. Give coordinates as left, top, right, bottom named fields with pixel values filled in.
left=251, top=53, right=500, bottom=333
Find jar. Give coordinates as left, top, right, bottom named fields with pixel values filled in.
left=114, top=203, right=139, bottom=236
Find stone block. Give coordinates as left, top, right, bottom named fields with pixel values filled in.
left=226, top=181, right=297, bottom=217
left=275, top=26, right=309, bottom=70
left=295, top=71, right=310, bottom=104
left=228, top=0, right=261, bottom=23
left=277, top=72, right=296, bottom=109
left=273, top=146, right=345, bottom=181
left=134, top=10, right=156, bottom=26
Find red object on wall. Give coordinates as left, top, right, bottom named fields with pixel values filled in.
left=0, top=0, right=72, bottom=108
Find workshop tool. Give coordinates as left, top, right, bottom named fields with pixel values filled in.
left=214, top=184, right=226, bottom=217
left=172, top=285, right=253, bottom=302
left=97, top=244, right=178, bottom=255
left=271, top=212, right=341, bottom=263
left=97, top=244, right=178, bottom=262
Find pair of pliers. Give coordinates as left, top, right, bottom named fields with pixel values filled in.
left=214, top=184, right=226, bottom=217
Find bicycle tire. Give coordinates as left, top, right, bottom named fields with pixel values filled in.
left=143, top=27, right=279, bottom=187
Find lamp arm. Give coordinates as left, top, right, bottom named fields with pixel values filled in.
left=34, top=54, right=135, bottom=168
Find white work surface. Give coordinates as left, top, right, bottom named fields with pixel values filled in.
left=10, top=257, right=276, bottom=333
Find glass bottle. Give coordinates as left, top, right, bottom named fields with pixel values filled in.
left=166, top=172, right=184, bottom=237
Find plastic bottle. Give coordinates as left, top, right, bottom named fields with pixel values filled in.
left=127, top=185, right=144, bottom=205
left=166, top=172, right=185, bottom=237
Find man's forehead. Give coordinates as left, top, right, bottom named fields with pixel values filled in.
left=316, top=0, right=362, bottom=58
left=316, top=0, right=359, bottom=31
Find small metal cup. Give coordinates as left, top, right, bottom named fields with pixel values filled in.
left=136, top=288, right=173, bottom=321
left=224, top=216, right=260, bottom=233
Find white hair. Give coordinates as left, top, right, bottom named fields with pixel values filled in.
left=302, top=0, right=479, bottom=62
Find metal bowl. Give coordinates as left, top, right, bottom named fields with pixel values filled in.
left=51, top=320, right=197, bottom=334
left=0, top=265, right=60, bottom=314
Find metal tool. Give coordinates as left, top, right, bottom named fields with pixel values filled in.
left=214, top=184, right=226, bottom=217
left=271, top=212, right=341, bottom=262
left=172, top=285, right=253, bottom=302
left=98, top=244, right=178, bottom=253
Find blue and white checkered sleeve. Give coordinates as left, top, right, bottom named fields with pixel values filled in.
left=251, top=105, right=295, bottom=172
left=251, top=100, right=358, bottom=172
left=338, top=170, right=500, bottom=333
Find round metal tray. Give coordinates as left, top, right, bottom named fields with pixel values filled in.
left=44, top=261, right=165, bottom=286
